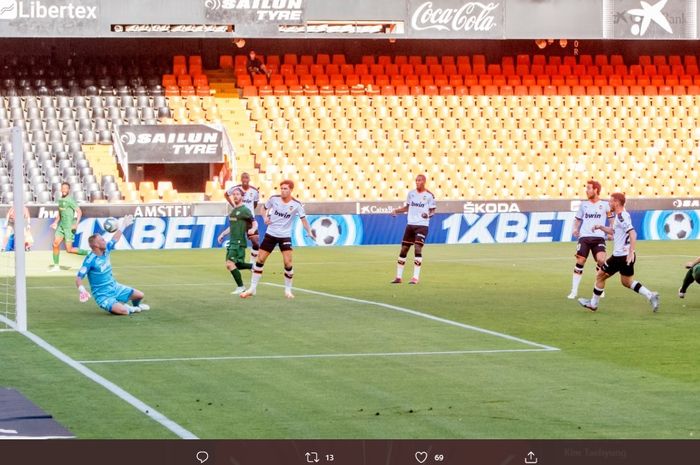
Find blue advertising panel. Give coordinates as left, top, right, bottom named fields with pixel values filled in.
left=1, top=210, right=698, bottom=251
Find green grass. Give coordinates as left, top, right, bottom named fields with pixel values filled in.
left=1, top=241, right=699, bottom=439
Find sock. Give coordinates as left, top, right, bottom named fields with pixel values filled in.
left=631, top=280, right=653, bottom=299
left=413, top=256, right=423, bottom=280
left=284, top=266, right=294, bottom=291
left=132, top=298, right=142, bottom=307
left=571, top=263, right=584, bottom=293
left=591, top=286, right=604, bottom=307
left=53, top=253, right=59, bottom=265
left=680, top=267, right=695, bottom=293
left=249, top=262, right=264, bottom=291
left=231, top=269, right=243, bottom=287
left=236, top=262, right=253, bottom=270
left=250, top=247, right=259, bottom=261
left=396, top=255, right=407, bottom=279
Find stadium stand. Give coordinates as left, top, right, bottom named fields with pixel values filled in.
left=245, top=92, right=699, bottom=201
left=1, top=52, right=699, bottom=204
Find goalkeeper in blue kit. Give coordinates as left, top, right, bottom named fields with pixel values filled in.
left=75, top=215, right=149, bottom=315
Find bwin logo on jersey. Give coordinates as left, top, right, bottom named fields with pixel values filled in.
left=0, top=0, right=17, bottom=19
left=293, top=215, right=363, bottom=247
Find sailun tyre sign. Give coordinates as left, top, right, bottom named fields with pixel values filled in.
left=115, top=124, right=224, bottom=164
left=204, top=0, right=305, bottom=23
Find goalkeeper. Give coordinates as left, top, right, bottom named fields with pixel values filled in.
left=75, top=215, right=150, bottom=315
left=217, top=187, right=257, bottom=294
left=679, top=256, right=700, bottom=298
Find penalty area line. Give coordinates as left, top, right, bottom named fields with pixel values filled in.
left=78, top=348, right=557, bottom=365
left=264, top=283, right=561, bottom=352
left=0, top=314, right=197, bottom=439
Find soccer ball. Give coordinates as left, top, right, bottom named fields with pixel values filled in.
left=311, top=216, right=341, bottom=246
left=103, top=217, right=119, bottom=233
left=663, top=212, right=694, bottom=240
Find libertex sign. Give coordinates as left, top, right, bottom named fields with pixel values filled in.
left=0, top=0, right=99, bottom=35
left=115, top=125, right=224, bottom=164
left=408, top=0, right=503, bottom=38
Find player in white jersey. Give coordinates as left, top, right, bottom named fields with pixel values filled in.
left=240, top=180, right=315, bottom=299
left=568, top=180, right=612, bottom=299
left=390, top=174, right=436, bottom=284
left=225, top=172, right=261, bottom=261
left=579, top=192, right=659, bottom=312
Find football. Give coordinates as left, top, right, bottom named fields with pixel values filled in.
left=103, top=217, right=119, bottom=233
left=663, top=212, right=694, bottom=240
left=311, top=216, right=341, bottom=246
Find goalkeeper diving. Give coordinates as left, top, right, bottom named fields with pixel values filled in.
left=75, top=215, right=150, bottom=315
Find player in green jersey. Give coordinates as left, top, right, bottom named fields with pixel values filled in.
left=679, top=256, right=700, bottom=298
left=217, top=187, right=258, bottom=294
left=49, top=183, right=88, bottom=271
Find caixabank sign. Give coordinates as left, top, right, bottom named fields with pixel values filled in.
left=609, top=0, right=696, bottom=38
left=0, top=0, right=98, bottom=35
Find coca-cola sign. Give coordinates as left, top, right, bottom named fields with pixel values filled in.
left=409, top=1, right=503, bottom=36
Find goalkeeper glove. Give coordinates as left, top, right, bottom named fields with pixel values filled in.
left=78, top=285, right=91, bottom=303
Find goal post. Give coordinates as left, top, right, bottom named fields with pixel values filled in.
left=0, top=126, right=27, bottom=332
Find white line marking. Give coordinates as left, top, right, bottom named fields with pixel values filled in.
left=264, top=283, right=561, bottom=351
left=0, top=435, right=75, bottom=440
left=22, top=281, right=559, bottom=350
left=78, top=348, right=556, bottom=365
left=71, top=253, right=694, bottom=269
left=0, top=314, right=198, bottom=439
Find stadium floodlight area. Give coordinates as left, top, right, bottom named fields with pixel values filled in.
left=0, top=126, right=27, bottom=332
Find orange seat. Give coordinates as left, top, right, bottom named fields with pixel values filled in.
left=672, top=85, right=686, bottom=95
left=242, top=85, right=257, bottom=97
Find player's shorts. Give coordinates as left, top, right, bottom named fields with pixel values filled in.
left=601, top=254, right=635, bottom=277
left=260, top=234, right=292, bottom=253
left=94, top=283, right=135, bottom=313
left=226, top=244, right=246, bottom=263
left=575, top=237, right=606, bottom=259
left=55, top=225, right=75, bottom=243
left=402, top=225, right=429, bottom=246
left=692, top=264, right=700, bottom=283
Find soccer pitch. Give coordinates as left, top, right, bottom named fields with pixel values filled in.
left=1, top=241, right=699, bottom=439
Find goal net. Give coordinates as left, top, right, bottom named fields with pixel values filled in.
left=0, top=126, right=27, bottom=332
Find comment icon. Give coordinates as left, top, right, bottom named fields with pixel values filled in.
left=196, top=450, right=209, bottom=464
